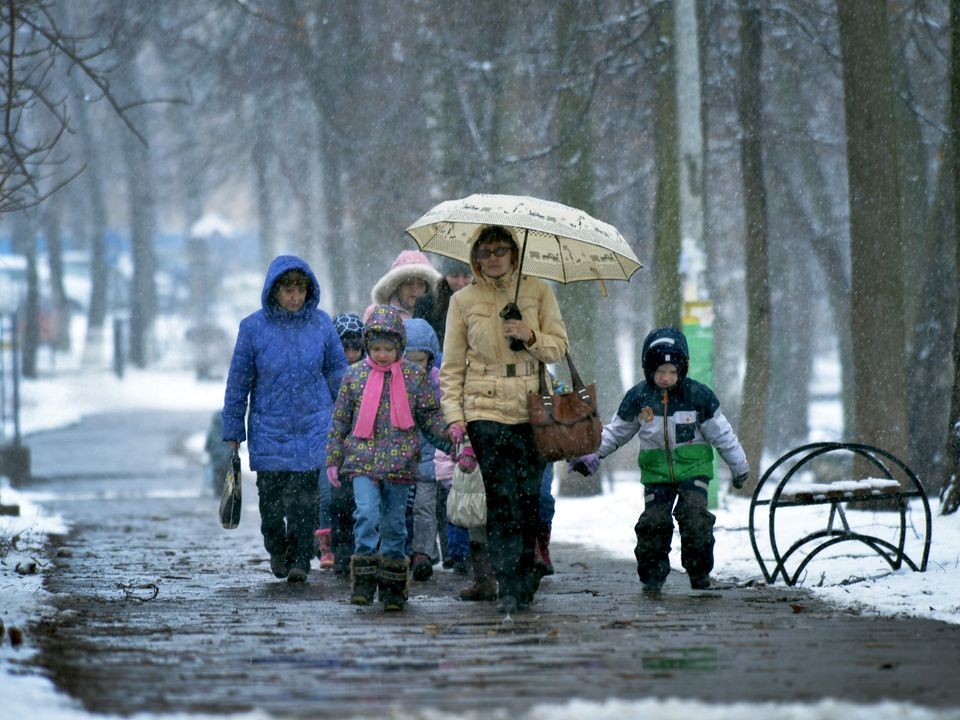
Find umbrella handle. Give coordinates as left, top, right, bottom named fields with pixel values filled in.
left=513, top=228, right=529, bottom=306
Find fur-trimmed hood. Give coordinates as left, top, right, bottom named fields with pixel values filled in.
left=370, top=250, right=441, bottom=306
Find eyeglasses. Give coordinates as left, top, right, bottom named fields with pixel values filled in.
left=476, top=245, right=512, bottom=260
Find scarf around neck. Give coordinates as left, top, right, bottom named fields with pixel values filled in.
left=353, top=356, right=415, bottom=439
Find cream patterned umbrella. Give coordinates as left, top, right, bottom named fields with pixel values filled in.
left=404, top=193, right=643, bottom=286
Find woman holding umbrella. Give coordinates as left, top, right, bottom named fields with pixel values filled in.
left=439, top=225, right=569, bottom=614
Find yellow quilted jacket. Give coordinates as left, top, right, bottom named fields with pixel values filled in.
left=439, top=270, right=568, bottom=426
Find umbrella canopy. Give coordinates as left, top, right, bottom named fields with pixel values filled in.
left=404, top=193, right=642, bottom=284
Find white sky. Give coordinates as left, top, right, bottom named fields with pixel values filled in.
left=0, top=328, right=958, bottom=719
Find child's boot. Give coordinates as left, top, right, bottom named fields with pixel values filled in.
left=410, top=552, right=433, bottom=581
left=334, top=551, right=350, bottom=578
left=534, top=523, right=554, bottom=576
left=349, top=555, right=379, bottom=605
left=378, top=556, right=410, bottom=611
left=315, top=528, right=334, bottom=569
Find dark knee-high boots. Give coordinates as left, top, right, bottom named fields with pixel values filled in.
left=459, top=541, right=498, bottom=601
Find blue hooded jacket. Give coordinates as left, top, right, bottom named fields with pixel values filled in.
left=403, top=318, right=440, bottom=371
left=403, top=318, right=442, bottom=479
left=222, top=255, right=347, bottom=471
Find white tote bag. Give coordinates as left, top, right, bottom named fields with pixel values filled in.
left=446, top=462, right=486, bottom=529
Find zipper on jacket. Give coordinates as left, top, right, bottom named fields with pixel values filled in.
left=662, top=389, right=677, bottom=483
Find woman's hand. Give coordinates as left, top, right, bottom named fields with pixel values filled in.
left=503, top=319, right=533, bottom=345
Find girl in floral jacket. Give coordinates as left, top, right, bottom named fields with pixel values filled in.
left=326, top=305, right=450, bottom=610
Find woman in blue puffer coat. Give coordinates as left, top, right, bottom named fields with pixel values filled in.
left=222, top=255, right=347, bottom=583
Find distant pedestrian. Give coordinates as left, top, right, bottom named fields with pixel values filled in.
left=414, top=256, right=473, bottom=347
left=204, top=411, right=232, bottom=497
left=221, top=256, right=347, bottom=583
left=363, top=250, right=440, bottom=322
left=569, top=327, right=748, bottom=593
left=326, top=305, right=452, bottom=611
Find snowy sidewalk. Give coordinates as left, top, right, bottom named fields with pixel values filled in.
left=1, top=368, right=959, bottom=719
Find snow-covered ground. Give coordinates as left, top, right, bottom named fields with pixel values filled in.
left=1, top=335, right=958, bottom=719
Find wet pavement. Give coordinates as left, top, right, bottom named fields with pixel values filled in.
left=17, top=411, right=960, bottom=717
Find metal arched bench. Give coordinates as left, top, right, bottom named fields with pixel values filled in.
left=748, top=442, right=931, bottom=586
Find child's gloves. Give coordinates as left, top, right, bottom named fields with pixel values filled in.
left=447, top=423, right=465, bottom=445
left=326, top=465, right=341, bottom=489
left=457, top=446, right=477, bottom=473
left=732, top=471, right=749, bottom=489
left=569, top=453, right=599, bottom=476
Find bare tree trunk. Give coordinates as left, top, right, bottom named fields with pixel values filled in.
left=252, top=106, right=277, bottom=269
left=318, top=127, right=347, bottom=306
left=735, top=0, right=771, bottom=491
left=765, top=160, right=815, bottom=456
left=940, top=0, right=960, bottom=515
left=117, top=56, right=157, bottom=369
left=294, top=129, right=319, bottom=268
left=555, top=0, right=602, bottom=497
left=910, top=148, right=956, bottom=493
left=836, top=0, right=910, bottom=473
left=652, top=3, right=682, bottom=330
left=699, top=2, right=744, bottom=426
left=12, top=213, right=38, bottom=378
left=41, top=195, right=71, bottom=352
left=675, top=0, right=705, bottom=300
left=70, top=85, right=111, bottom=368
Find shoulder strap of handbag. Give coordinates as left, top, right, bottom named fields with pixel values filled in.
left=537, top=352, right=588, bottom=397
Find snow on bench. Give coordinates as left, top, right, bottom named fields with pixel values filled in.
left=778, top=478, right=902, bottom=504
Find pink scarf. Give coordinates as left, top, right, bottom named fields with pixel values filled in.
left=353, top=356, right=415, bottom=439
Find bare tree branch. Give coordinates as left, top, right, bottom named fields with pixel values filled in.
left=0, top=0, right=149, bottom=212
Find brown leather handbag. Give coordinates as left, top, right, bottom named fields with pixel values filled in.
left=527, top=353, right=602, bottom=461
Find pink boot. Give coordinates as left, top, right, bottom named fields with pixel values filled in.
left=315, top=528, right=335, bottom=570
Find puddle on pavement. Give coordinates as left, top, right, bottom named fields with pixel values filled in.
left=642, top=645, right=718, bottom=672
left=249, top=654, right=441, bottom=673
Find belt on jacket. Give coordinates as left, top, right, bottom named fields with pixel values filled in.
left=471, top=360, right=538, bottom=378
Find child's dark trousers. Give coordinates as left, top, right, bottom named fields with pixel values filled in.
left=634, top=477, right=716, bottom=586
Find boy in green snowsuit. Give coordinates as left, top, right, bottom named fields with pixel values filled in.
left=571, top=327, right=749, bottom=593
